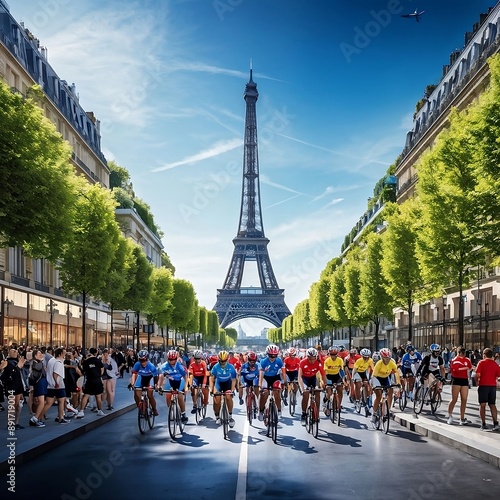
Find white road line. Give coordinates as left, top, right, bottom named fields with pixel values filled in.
left=235, top=417, right=249, bottom=500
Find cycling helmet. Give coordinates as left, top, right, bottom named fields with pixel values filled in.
left=379, top=348, right=392, bottom=359
left=372, top=351, right=381, bottom=362
left=266, top=344, right=280, bottom=356
left=339, top=345, right=346, bottom=352
left=272, top=380, right=282, bottom=389
left=430, top=343, right=441, bottom=354
left=247, top=351, right=257, bottom=362
left=306, top=347, right=318, bottom=358
left=406, top=345, right=414, bottom=352
left=209, top=354, right=218, bottom=365
left=288, top=347, right=297, bottom=356
left=218, top=350, right=229, bottom=362
left=350, top=348, right=358, bottom=355
left=138, top=350, right=149, bottom=360
left=328, top=346, right=339, bottom=355
left=360, top=348, right=371, bottom=357
left=167, top=350, right=178, bottom=360
left=193, top=349, right=203, bottom=359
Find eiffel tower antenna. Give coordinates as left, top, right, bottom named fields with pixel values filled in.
left=214, top=69, right=290, bottom=328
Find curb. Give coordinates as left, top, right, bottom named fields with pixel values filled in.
left=394, top=413, right=500, bottom=468
left=0, top=403, right=136, bottom=476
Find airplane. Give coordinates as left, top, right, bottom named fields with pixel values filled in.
left=401, top=9, right=426, bottom=22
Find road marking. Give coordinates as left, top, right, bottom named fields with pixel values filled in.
left=235, top=417, right=249, bottom=500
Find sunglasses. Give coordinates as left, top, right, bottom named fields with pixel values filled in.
left=268, top=355, right=277, bottom=358
left=194, top=357, right=202, bottom=360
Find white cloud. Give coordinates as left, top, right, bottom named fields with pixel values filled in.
left=152, top=138, right=243, bottom=172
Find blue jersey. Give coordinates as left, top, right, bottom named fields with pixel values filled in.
left=401, top=352, right=423, bottom=370
left=259, top=356, right=284, bottom=377
left=159, top=361, right=187, bottom=381
left=240, top=362, right=260, bottom=382
left=211, top=362, right=237, bottom=382
left=132, top=361, right=157, bottom=377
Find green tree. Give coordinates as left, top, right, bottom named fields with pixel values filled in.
left=381, top=201, right=426, bottom=342
left=359, top=233, right=393, bottom=349
left=58, top=179, right=122, bottom=350
left=309, top=278, right=335, bottom=342
left=0, top=82, right=77, bottom=259
left=147, top=266, right=174, bottom=350
left=416, top=107, right=484, bottom=346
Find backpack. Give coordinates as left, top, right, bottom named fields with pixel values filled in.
left=28, top=360, right=44, bottom=386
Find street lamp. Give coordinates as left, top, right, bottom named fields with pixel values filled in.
left=46, top=299, right=58, bottom=347
left=125, top=313, right=130, bottom=348
left=442, top=296, right=448, bottom=347
left=66, top=305, right=72, bottom=348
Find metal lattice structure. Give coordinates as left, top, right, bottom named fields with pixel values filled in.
left=214, top=70, right=290, bottom=328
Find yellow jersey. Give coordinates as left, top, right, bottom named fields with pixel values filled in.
left=323, top=356, right=344, bottom=375
left=353, top=357, right=374, bottom=373
left=373, top=359, right=400, bottom=382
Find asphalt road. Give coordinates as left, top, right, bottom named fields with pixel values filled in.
left=10, top=397, right=500, bottom=500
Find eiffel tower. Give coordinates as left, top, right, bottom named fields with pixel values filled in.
left=214, top=69, right=291, bottom=328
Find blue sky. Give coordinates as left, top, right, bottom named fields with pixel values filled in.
left=9, top=0, right=496, bottom=335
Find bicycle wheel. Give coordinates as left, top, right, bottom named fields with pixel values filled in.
left=148, top=404, right=155, bottom=429
left=311, top=401, right=319, bottom=438
left=305, top=405, right=312, bottom=434
left=196, top=391, right=203, bottom=424
left=246, top=393, right=254, bottom=424
left=138, top=401, right=148, bottom=434
left=399, top=389, right=407, bottom=411
left=168, top=401, right=177, bottom=439
left=221, top=401, right=229, bottom=439
left=178, top=402, right=186, bottom=434
left=330, top=395, right=337, bottom=424
left=382, top=400, right=390, bottom=434
left=430, top=387, right=441, bottom=414
left=355, top=394, right=362, bottom=414
left=270, top=402, right=278, bottom=443
left=289, top=389, right=296, bottom=417
left=413, top=386, right=424, bottom=414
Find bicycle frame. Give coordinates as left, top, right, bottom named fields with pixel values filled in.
left=245, top=385, right=258, bottom=425
left=167, top=390, right=185, bottom=439
left=262, top=388, right=278, bottom=443
left=137, top=387, right=155, bottom=435
left=213, top=391, right=233, bottom=439
left=304, top=386, right=320, bottom=438
left=372, top=385, right=392, bottom=434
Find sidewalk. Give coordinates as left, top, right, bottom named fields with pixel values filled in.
left=392, top=384, right=500, bottom=468
left=0, top=377, right=136, bottom=476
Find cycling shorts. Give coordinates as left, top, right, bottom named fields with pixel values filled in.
left=262, top=374, right=281, bottom=389
left=191, top=375, right=206, bottom=387
left=214, top=380, right=232, bottom=393
left=353, top=371, right=368, bottom=382
left=164, top=378, right=185, bottom=392
left=286, top=371, right=298, bottom=382
left=326, top=373, right=342, bottom=385
left=301, top=375, right=318, bottom=389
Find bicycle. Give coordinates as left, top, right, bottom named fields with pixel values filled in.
left=413, top=374, right=443, bottom=415
left=262, top=388, right=279, bottom=443
left=304, top=386, right=321, bottom=438
left=284, top=380, right=300, bottom=417
left=325, top=382, right=342, bottom=426
left=160, top=388, right=186, bottom=439
left=354, top=378, right=371, bottom=417
left=193, top=384, right=207, bottom=424
left=136, top=387, right=155, bottom=435
left=213, top=391, right=233, bottom=439
left=372, top=385, right=396, bottom=434
left=245, top=385, right=258, bottom=425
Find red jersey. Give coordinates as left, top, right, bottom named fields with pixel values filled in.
left=345, top=354, right=361, bottom=370
left=299, top=357, right=325, bottom=378
left=284, top=356, right=301, bottom=372
left=189, top=359, right=208, bottom=378
left=338, top=351, right=349, bottom=361
left=450, top=355, right=472, bottom=379
left=476, top=358, right=500, bottom=386
left=228, top=356, right=241, bottom=371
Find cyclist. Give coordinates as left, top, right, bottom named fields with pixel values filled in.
left=210, top=351, right=237, bottom=427
left=352, top=348, right=374, bottom=416
left=299, top=347, right=327, bottom=425
left=128, top=349, right=159, bottom=417
left=228, top=351, right=243, bottom=404
left=239, top=351, right=261, bottom=401
left=158, top=350, right=189, bottom=424
left=371, top=347, right=400, bottom=423
left=345, top=348, right=361, bottom=400
left=188, top=349, right=209, bottom=415
left=323, top=346, right=345, bottom=416
left=208, top=354, right=219, bottom=371
left=416, top=343, right=446, bottom=394
left=400, top=345, right=422, bottom=399
left=258, top=344, right=286, bottom=420
left=283, top=347, right=301, bottom=405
